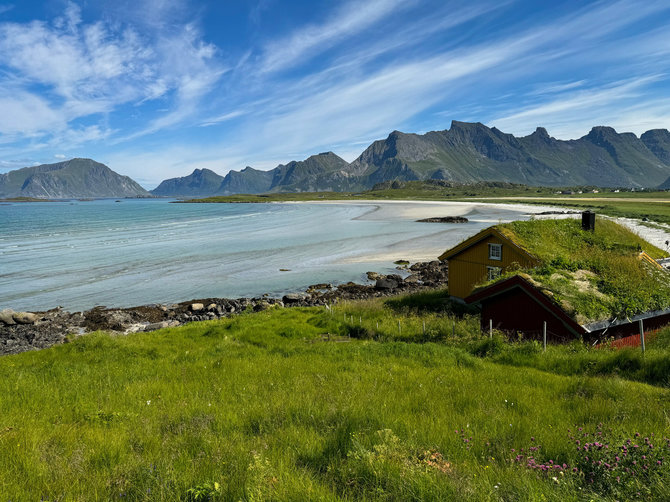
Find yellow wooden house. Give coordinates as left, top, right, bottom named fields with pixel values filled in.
left=438, top=227, right=539, bottom=299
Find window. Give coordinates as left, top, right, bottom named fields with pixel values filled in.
left=487, top=266, right=502, bottom=281
left=488, top=243, right=502, bottom=261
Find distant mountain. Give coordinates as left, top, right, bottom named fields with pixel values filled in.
left=268, top=152, right=355, bottom=192
left=641, top=129, right=670, bottom=165
left=349, top=122, right=670, bottom=188
left=0, top=158, right=149, bottom=199
left=659, top=176, right=670, bottom=190
left=151, top=168, right=224, bottom=197
left=218, top=166, right=273, bottom=195
left=219, top=152, right=354, bottom=194
left=151, top=122, right=670, bottom=196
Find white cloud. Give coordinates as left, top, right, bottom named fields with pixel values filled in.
left=491, top=76, right=663, bottom=137
left=0, top=2, right=223, bottom=140
left=257, top=0, right=410, bottom=74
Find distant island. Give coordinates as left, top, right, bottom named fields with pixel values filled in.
left=0, top=158, right=149, bottom=199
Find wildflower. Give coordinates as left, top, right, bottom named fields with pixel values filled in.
left=146, top=400, right=151, bottom=405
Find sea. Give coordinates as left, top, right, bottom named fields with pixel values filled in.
left=0, top=198, right=539, bottom=311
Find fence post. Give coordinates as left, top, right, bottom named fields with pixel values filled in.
left=422, top=320, right=426, bottom=336
left=639, top=319, right=645, bottom=354
left=359, top=316, right=362, bottom=325
left=398, top=320, right=401, bottom=336
left=452, top=321, right=455, bottom=338
left=489, top=319, right=493, bottom=338
left=543, top=321, right=547, bottom=353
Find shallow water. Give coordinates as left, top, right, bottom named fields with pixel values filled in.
left=0, top=199, right=536, bottom=311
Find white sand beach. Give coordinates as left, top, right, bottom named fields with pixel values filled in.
left=308, top=200, right=670, bottom=263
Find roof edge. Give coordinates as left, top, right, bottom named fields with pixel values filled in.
left=438, top=226, right=538, bottom=262
left=465, top=275, right=588, bottom=335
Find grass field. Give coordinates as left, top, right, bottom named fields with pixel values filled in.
left=1, top=294, right=669, bottom=501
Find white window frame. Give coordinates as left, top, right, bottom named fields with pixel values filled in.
left=487, top=266, right=502, bottom=281
left=488, top=243, right=502, bottom=261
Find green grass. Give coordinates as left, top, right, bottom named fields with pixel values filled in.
left=473, top=218, right=670, bottom=323
left=1, top=298, right=669, bottom=501
left=476, top=197, right=670, bottom=226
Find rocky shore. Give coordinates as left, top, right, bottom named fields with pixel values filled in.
left=0, top=260, right=448, bottom=355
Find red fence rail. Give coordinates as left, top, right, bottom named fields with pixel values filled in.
left=596, top=329, right=661, bottom=350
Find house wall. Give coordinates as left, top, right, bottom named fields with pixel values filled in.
left=448, top=236, right=536, bottom=298
left=480, top=288, right=578, bottom=343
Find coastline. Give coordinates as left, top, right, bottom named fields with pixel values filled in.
left=302, top=199, right=670, bottom=260
left=2, top=199, right=668, bottom=355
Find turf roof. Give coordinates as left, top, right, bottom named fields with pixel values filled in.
left=479, top=218, right=670, bottom=324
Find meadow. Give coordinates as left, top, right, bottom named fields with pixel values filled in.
left=1, top=293, right=669, bottom=501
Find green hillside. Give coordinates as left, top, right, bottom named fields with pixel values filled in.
left=1, top=300, right=669, bottom=500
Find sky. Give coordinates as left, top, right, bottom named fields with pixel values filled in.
left=0, top=0, right=669, bottom=188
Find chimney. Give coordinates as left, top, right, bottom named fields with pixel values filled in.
left=581, top=210, right=595, bottom=231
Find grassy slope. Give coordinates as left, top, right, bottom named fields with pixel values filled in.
left=1, top=301, right=669, bottom=501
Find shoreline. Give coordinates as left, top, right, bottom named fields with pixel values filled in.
left=0, top=259, right=449, bottom=356
left=2, top=199, right=668, bottom=355
left=305, top=199, right=670, bottom=260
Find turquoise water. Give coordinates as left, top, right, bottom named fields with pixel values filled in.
left=0, top=199, right=531, bottom=311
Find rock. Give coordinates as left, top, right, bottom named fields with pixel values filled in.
left=206, top=303, right=217, bottom=311
left=404, top=274, right=420, bottom=283
left=307, top=283, right=332, bottom=292
left=0, top=309, right=16, bottom=325
left=366, top=272, right=383, bottom=281
left=143, top=321, right=169, bottom=332
left=375, top=277, right=399, bottom=290
left=282, top=293, right=306, bottom=304
left=417, top=216, right=468, bottom=223
left=253, top=301, right=271, bottom=312
left=190, top=303, right=204, bottom=312
left=12, top=312, right=38, bottom=324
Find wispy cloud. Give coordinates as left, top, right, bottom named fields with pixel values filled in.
left=257, top=0, right=411, bottom=74
left=0, top=1, right=223, bottom=143
left=491, top=76, right=664, bottom=137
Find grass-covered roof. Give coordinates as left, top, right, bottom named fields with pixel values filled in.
left=480, top=218, right=670, bottom=324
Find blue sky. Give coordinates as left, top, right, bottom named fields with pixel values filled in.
left=0, top=0, right=669, bottom=188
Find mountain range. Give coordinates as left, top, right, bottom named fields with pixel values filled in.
left=2, top=122, right=670, bottom=199
left=150, top=121, right=670, bottom=196
left=0, top=158, right=149, bottom=199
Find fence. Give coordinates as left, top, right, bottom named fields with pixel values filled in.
left=596, top=329, right=660, bottom=350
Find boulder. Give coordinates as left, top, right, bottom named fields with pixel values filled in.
left=143, top=321, right=170, bottom=332
left=206, top=303, right=217, bottom=311
left=253, top=301, right=271, bottom=312
left=375, top=277, right=398, bottom=290
left=190, top=303, right=205, bottom=312
left=366, top=272, right=383, bottom=281
left=12, top=312, right=39, bottom=324
left=0, top=309, right=16, bottom=325
left=282, top=293, right=306, bottom=304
